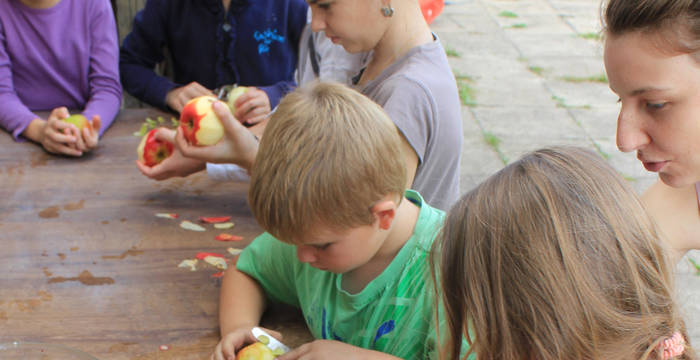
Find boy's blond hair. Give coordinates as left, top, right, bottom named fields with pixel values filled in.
left=249, top=81, right=407, bottom=243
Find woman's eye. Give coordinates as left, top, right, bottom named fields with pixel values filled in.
left=313, top=243, right=330, bottom=250
left=646, top=102, right=667, bottom=110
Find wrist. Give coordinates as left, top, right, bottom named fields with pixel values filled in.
left=23, top=118, right=47, bottom=143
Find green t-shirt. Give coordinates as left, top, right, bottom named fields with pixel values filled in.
left=237, top=190, right=470, bottom=359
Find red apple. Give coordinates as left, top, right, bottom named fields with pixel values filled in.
left=179, top=96, right=226, bottom=146
left=235, top=342, right=277, bottom=360
left=137, top=128, right=173, bottom=167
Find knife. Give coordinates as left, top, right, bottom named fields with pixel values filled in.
left=251, top=327, right=291, bottom=355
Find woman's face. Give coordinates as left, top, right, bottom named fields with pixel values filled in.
left=604, top=31, right=700, bottom=188
left=307, top=0, right=387, bottom=53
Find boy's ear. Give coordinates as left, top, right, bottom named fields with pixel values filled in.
left=371, top=199, right=397, bottom=230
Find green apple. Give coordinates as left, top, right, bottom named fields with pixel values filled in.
left=137, top=128, right=173, bottom=167
left=179, top=96, right=226, bottom=146
left=226, top=86, right=249, bottom=114
left=62, top=114, right=88, bottom=130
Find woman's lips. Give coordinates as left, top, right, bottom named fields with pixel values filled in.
left=642, top=160, right=668, bottom=172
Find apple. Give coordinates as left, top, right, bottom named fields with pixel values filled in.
left=226, top=86, right=249, bottom=114
left=137, top=128, right=173, bottom=167
left=61, top=114, right=88, bottom=133
left=235, top=342, right=277, bottom=360
left=179, top=96, right=226, bottom=146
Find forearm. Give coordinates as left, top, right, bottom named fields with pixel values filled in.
left=219, top=266, right=267, bottom=337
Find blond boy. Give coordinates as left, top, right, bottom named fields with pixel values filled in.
left=212, top=82, right=462, bottom=360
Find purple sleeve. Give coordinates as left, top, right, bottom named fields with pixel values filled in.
left=82, top=0, right=122, bottom=136
left=0, top=20, right=42, bottom=141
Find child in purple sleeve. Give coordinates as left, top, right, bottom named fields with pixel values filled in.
left=0, top=0, right=122, bottom=157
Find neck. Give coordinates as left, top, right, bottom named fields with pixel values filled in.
left=360, top=2, right=433, bottom=85
left=341, top=196, right=420, bottom=293
left=20, top=0, right=60, bottom=9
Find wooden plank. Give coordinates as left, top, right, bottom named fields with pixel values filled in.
left=0, top=108, right=312, bottom=359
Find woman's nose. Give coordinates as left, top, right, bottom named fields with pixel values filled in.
left=616, top=106, right=650, bottom=153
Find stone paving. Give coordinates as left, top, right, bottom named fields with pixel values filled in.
left=431, top=0, right=700, bottom=348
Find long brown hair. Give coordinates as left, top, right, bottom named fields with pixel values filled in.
left=431, top=146, right=695, bottom=360
left=603, top=0, right=700, bottom=54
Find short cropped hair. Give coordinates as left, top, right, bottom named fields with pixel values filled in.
left=249, top=81, right=407, bottom=243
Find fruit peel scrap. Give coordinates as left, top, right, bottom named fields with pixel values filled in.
left=180, top=220, right=206, bottom=232
left=215, top=233, right=244, bottom=242
left=214, top=222, right=235, bottom=229
left=227, top=248, right=243, bottom=256
left=211, top=271, right=225, bottom=278
left=178, top=259, right=198, bottom=271
left=200, top=216, right=231, bottom=224
left=155, top=213, right=179, bottom=219
left=203, top=256, right=227, bottom=270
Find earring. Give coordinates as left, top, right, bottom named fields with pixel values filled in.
left=381, top=4, right=394, bottom=17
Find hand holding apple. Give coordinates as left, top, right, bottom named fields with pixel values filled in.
left=235, top=342, right=277, bottom=360
left=137, top=128, right=174, bottom=167
left=231, top=87, right=271, bottom=126
left=175, top=101, right=259, bottom=171
left=179, top=96, right=227, bottom=146
left=211, top=327, right=284, bottom=360
left=135, top=127, right=206, bottom=181
left=165, top=81, right=214, bottom=113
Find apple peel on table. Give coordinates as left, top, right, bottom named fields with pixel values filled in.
left=180, top=220, right=206, bottom=232
left=215, top=233, right=243, bottom=242
left=137, top=128, right=174, bottom=167
left=155, top=212, right=179, bottom=219
left=200, top=216, right=231, bottom=224
left=179, top=96, right=226, bottom=146
left=214, top=222, right=235, bottom=229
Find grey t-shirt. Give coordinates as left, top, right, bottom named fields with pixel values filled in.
left=357, top=36, right=462, bottom=210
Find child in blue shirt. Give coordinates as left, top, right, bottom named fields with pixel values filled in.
left=120, top=0, right=307, bottom=124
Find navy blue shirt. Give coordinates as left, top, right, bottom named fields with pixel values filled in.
left=119, top=0, right=307, bottom=110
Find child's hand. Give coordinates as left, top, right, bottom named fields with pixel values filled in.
left=175, top=101, right=259, bottom=171
left=211, top=327, right=283, bottom=360
left=166, top=81, right=214, bottom=113
left=73, top=114, right=101, bottom=153
left=277, top=340, right=393, bottom=360
left=37, top=107, right=82, bottom=156
left=136, top=127, right=206, bottom=180
left=232, top=87, right=271, bottom=125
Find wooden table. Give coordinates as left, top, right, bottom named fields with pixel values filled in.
left=0, top=109, right=311, bottom=359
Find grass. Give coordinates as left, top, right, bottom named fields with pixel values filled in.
left=578, top=32, right=601, bottom=40
left=690, top=258, right=700, bottom=276
left=560, top=74, right=608, bottom=83
left=445, top=46, right=461, bottom=58
left=455, top=73, right=476, bottom=107
left=509, top=23, right=527, bottom=29
left=528, top=66, right=544, bottom=76
left=498, top=10, right=518, bottom=18
left=592, top=141, right=611, bottom=160
left=482, top=131, right=509, bottom=165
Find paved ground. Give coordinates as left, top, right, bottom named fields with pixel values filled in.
left=431, top=0, right=700, bottom=348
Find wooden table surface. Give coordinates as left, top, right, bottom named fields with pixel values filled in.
left=0, top=108, right=311, bottom=359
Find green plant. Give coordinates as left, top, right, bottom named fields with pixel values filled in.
left=456, top=75, right=477, bottom=106
left=560, top=74, right=608, bottom=83
left=578, top=32, right=601, bottom=40
left=529, top=66, right=544, bottom=76
left=445, top=46, right=461, bottom=58
left=133, top=116, right=178, bottom=137
left=498, top=10, right=518, bottom=18
left=509, top=23, right=527, bottom=29
left=689, top=258, right=700, bottom=276
left=482, top=131, right=509, bottom=165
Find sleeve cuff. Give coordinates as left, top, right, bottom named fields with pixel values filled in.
left=206, top=163, right=251, bottom=182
